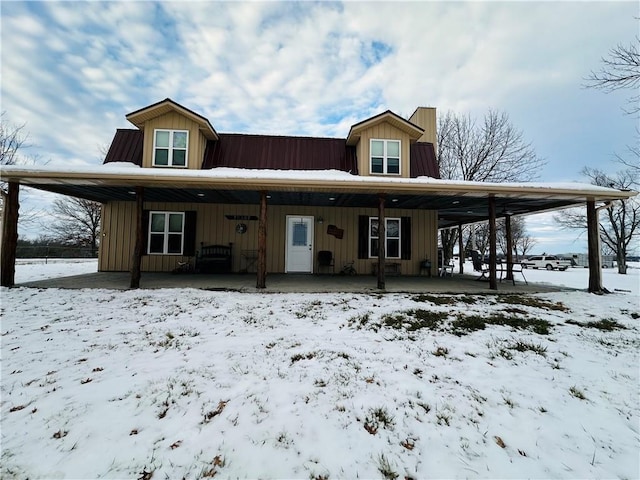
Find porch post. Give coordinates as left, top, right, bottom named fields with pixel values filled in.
left=1, top=181, right=19, bottom=287
left=505, top=214, right=514, bottom=281
left=130, top=186, right=144, bottom=289
left=488, top=195, right=497, bottom=290
left=458, top=223, right=464, bottom=274
left=587, top=200, right=603, bottom=293
left=256, top=191, right=268, bottom=289
left=377, top=194, right=386, bottom=290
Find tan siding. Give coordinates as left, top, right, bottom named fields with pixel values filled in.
left=141, top=111, right=205, bottom=169
left=99, top=201, right=438, bottom=275
left=356, top=122, right=413, bottom=178
left=409, top=107, right=437, bottom=147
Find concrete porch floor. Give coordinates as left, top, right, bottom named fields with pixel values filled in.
left=15, top=271, right=571, bottom=294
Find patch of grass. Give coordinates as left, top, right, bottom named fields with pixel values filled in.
left=436, top=412, right=451, bottom=426
left=566, top=318, right=626, bottom=331
left=502, top=395, right=516, bottom=409
left=203, top=400, right=228, bottom=423
left=381, top=310, right=448, bottom=332
left=497, top=348, right=514, bottom=360
left=400, top=438, right=416, bottom=450
left=291, top=352, right=317, bottom=364
left=347, top=313, right=372, bottom=330
left=200, top=455, right=225, bottom=478
left=376, top=454, right=399, bottom=480
left=569, top=386, right=587, bottom=400
left=507, top=340, right=547, bottom=357
left=432, top=346, right=449, bottom=357
left=364, top=407, right=395, bottom=435
left=451, top=315, right=487, bottom=335
left=453, top=313, right=552, bottom=336
left=498, top=295, right=569, bottom=312
left=412, top=294, right=456, bottom=305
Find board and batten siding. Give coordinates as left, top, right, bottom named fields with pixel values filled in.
left=141, top=111, right=207, bottom=169
left=99, top=202, right=438, bottom=275
left=355, top=122, right=414, bottom=178
left=408, top=107, right=437, bottom=147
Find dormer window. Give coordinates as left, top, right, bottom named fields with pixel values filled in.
left=370, top=139, right=400, bottom=175
left=154, top=130, right=188, bottom=167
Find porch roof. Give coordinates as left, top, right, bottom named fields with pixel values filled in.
left=1, top=165, right=636, bottom=228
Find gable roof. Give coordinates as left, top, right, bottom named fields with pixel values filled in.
left=346, top=110, right=424, bottom=146
left=125, top=98, right=218, bottom=140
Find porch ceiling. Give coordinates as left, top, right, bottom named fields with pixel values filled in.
left=22, top=182, right=593, bottom=229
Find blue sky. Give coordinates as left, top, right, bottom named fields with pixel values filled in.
left=2, top=1, right=637, bottom=253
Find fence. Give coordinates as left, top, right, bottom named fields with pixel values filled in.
left=16, top=245, right=98, bottom=261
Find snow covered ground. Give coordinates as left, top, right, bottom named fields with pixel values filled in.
left=1, top=261, right=639, bottom=479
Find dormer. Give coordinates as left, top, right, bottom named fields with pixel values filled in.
left=125, top=98, right=218, bottom=170
left=346, top=110, right=424, bottom=178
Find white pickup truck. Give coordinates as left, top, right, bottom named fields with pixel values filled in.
left=521, top=255, right=572, bottom=271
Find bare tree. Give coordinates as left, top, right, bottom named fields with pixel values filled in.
left=585, top=36, right=640, bottom=114
left=554, top=167, right=639, bottom=274
left=497, top=216, right=537, bottom=261
left=437, top=110, right=545, bottom=262
left=0, top=112, right=42, bottom=227
left=47, top=197, right=101, bottom=252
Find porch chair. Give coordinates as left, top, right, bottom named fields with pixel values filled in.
left=470, top=250, right=489, bottom=281
left=437, top=248, right=454, bottom=277
left=317, top=250, right=335, bottom=274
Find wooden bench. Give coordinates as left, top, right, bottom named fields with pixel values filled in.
left=196, top=244, right=232, bottom=273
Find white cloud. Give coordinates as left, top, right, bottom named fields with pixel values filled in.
left=1, top=1, right=637, bottom=239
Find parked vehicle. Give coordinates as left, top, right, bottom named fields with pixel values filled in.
left=521, top=255, right=571, bottom=271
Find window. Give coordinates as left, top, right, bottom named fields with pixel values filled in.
left=148, top=212, right=185, bottom=254
left=370, top=139, right=400, bottom=175
left=153, top=130, right=188, bottom=167
left=369, top=217, right=401, bottom=259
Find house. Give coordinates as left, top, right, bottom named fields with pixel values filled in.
left=1, top=98, right=636, bottom=291
left=98, top=99, right=440, bottom=280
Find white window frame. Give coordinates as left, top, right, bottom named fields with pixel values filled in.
left=369, top=139, right=401, bottom=175
left=153, top=129, right=189, bottom=167
left=148, top=211, right=185, bottom=255
left=368, top=217, right=401, bottom=259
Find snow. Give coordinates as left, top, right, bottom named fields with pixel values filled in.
left=2, top=261, right=639, bottom=479
left=1, top=163, right=632, bottom=195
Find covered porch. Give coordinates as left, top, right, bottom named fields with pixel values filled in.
left=1, top=165, right=636, bottom=293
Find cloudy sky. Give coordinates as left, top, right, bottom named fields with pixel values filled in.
left=2, top=1, right=637, bottom=253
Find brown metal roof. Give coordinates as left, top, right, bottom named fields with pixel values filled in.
left=103, top=129, right=439, bottom=179
left=104, top=129, right=143, bottom=166
left=202, top=134, right=358, bottom=172
left=410, top=143, right=439, bottom=179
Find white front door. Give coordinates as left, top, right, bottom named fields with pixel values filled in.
left=285, top=216, right=314, bottom=273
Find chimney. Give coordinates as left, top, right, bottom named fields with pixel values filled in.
left=409, top=107, right=437, bottom=147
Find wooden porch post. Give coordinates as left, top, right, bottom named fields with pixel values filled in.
left=505, top=214, right=514, bottom=281
left=488, top=196, right=497, bottom=290
left=256, top=191, right=268, bottom=289
left=377, top=194, right=386, bottom=290
left=587, top=200, right=603, bottom=293
left=129, top=186, right=144, bottom=289
left=458, top=223, right=464, bottom=274
left=1, top=182, right=19, bottom=287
